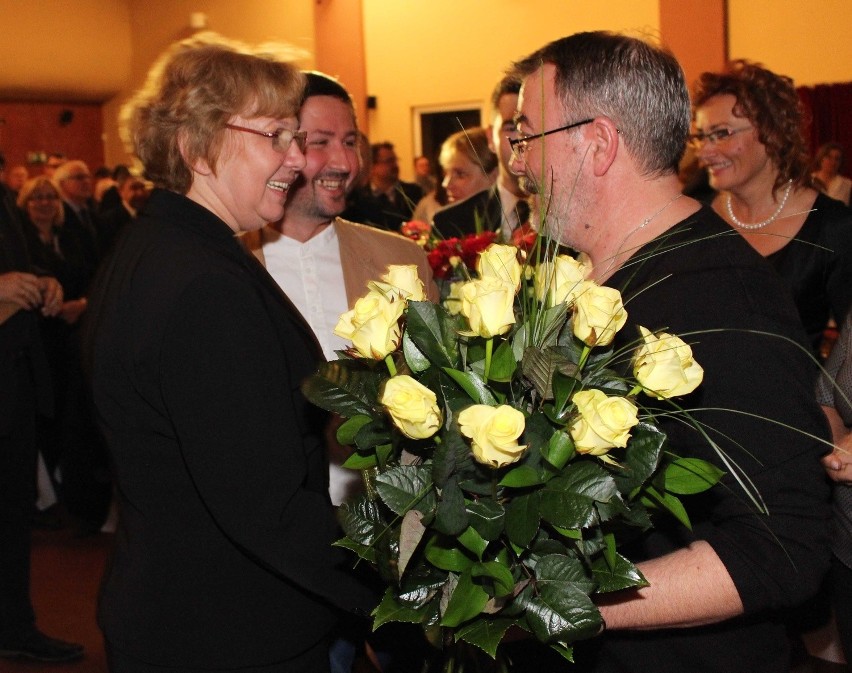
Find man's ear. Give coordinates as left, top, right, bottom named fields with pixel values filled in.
left=486, top=124, right=497, bottom=154
left=589, top=117, right=620, bottom=177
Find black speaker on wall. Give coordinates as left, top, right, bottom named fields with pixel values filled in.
left=59, top=109, right=74, bottom=126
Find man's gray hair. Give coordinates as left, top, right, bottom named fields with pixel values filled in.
left=510, top=31, right=690, bottom=177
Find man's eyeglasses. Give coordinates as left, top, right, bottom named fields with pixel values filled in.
left=508, top=119, right=594, bottom=158
left=225, top=123, right=307, bottom=154
left=686, top=126, right=751, bottom=149
left=29, top=193, right=59, bottom=202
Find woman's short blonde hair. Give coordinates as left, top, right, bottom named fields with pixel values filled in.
left=17, top=176, right=64, bottom=227
left=439, top=128, right=498, bottom=176
left=122, top=34, right=305, bottom=194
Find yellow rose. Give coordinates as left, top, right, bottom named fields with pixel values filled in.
left=633, top=326, right=704, bottom=399
left=444, top=281, right=465, bottom=316
left=459, top=277, right=516, bottom=338
left=369, top=264, right=426, bottom=301
left=458, top=404, right=527, bottom=468
left=477, top=244, right=522, bottom=289
left=569, top=389, right=639, bottom=456
left=380, top=375, right=442, bottom=439
left=333, top=289, right=405, bottom=359
left=572, top=282, right=627, bottom=347
left=534, top=254, right=590, bottom=308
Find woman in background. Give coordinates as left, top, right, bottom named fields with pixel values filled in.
left=84, top=36, right=373, bottom=673
left=812, top=142, right=851, bottom=206
left=693, top=60, right=852, bottom=358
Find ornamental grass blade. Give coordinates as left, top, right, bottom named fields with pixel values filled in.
left=455, top=617, right=517, bottom=659
left=398, top=510, right=426, bottom=577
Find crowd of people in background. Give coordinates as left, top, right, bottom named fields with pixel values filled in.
left=1, top=28, right=852, bottom=672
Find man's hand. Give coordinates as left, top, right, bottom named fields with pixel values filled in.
left=0, top=271, right=44, bottom=310
left=37, top=277, right=64, bottom=317
left=59, top=297, right=87, bottom=325
left=822, top=432, right=852, bottom=484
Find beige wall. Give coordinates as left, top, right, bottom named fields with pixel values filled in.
left=102, top=0, right=318, bottom=166
left=361, top=0, right=660, bottom=180
left=1, top=1, right=851, bottom=171
left=728, top=0, right=852, bottom=86
left=0, top=0, right=132, bottom=101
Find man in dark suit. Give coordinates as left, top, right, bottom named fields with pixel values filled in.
left=0, top=184, right=83, bottom=663
left=97, top=172, right=148, bottom=253
left=433, top=76, right=531, bottom=241
left=345, top=142, right=422, bottom=231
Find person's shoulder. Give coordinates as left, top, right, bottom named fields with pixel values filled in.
left=335, top=218, right=426, bottom=258
left=433, top=188, right=492, bottom=225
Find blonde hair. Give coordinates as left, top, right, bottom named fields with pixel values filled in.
left=439, top=128, right=498, bottom=176
left=17, top=176, right=64, bottom=227
left=121, top=33, right=305, bottom=193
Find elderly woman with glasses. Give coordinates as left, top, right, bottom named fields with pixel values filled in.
left=84, top=36, right=374, bottom=673
left=692, top=60, right=852, bottom=358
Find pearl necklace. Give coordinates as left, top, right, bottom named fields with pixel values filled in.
left=726, top=180, right=793, bottom=230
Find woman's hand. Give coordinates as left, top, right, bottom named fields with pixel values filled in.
left=0, top=271, right=44, bottom=309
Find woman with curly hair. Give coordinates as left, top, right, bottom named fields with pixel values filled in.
left=693, top=60, right=852, bottom=357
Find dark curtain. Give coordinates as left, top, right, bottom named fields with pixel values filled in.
left=798, top=82, right=852, bottom=168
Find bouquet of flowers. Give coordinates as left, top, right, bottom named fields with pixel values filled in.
left=302, top=244, right=720, bottom=666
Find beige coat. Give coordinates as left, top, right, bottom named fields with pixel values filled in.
left=243, top=217, right=439, bottom=307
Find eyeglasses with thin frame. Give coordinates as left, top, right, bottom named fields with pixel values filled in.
left=29, top=193, right=59, bottom=202
left=508, top=118, right=594, bottom=159
left=225, top=123, right=307, bottom=154
left=686, top=126, right=751, bottom=149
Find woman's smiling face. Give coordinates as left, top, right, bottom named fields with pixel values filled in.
left=694, top=94, right=772, bottom=193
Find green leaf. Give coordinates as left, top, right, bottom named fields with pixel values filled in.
left=488, top=339, right=517, bottom=382
left=615, top=422, right=666, bottom=495
left=354, top=418, right=392, bottom=451
left=406, top=300, right=459, bottom=369
left=336, top=494, right=384, bottom=547
left=434, top=477, right=470, bottom=536
left=457, top=525, right=488, bottom=560
left=332, top=537, right=376, bottom=563
left=524, top=582, right=602, bottom=643
left=432, top=423, right=472, bottom=488
left=375, top=465, right=436, bottom=516
left=541, top=430, right=575, bottom=470
left=425, top=535, right=476, bottom=572
left=341, top=450, right=378, bottom=470
left=536, top=553, right=595, bottom=586
left=500, top=464, right=548, bottom=488
left=441, top=570, right=489, bottom=627
left=643, top=484, right=691, bottom=529
left=471, top=561, right=515, bottom=597
left=402, top=330, right=431, bottom=373
left=539, top=462, right=618, bottom=529
left=552, top=370, right=581, bottom=419
left=373, top=587, right=431, bottom=629
left=455, top=617, right=516, bottom=658
left=665, top=457, right=724, bottom=494
left=301, top=360, right=383, bottom=419
left=336, top=414, right=373, bottom=445
left=505, top=491, right=541, bottom=549
left=466, top=498, right=505, bottom=541
left=442, top=368, right=498, bottom=405
left=591, top=552, right=649, bottom=592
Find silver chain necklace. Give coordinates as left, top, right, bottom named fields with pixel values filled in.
left=726, top=180, right=793, bottom=230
